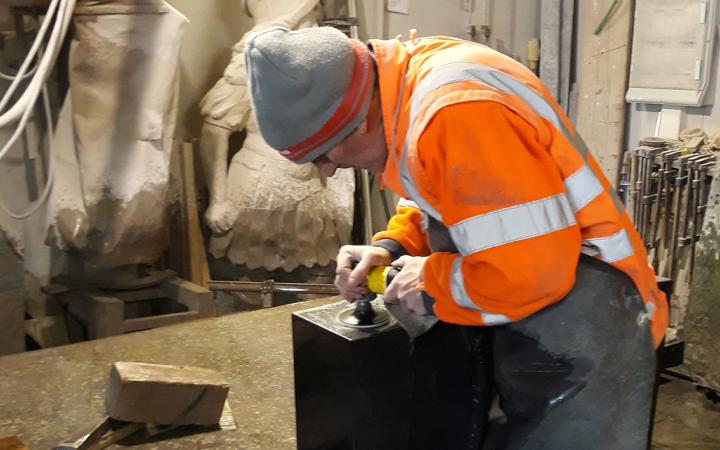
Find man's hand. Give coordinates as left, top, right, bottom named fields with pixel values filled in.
left=335, top=245, right=392, bottom=301
left=384, top=255, right=429, bottom=315
left=204, top=201, right=238, bottom=235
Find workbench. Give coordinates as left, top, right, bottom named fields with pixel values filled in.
left=0, top=297, right=338, bottom=449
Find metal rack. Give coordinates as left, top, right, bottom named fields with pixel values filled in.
left=619, top=137, right=717, bottom=281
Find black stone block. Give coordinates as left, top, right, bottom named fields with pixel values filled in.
left=292, top=301, right=412, bottom=450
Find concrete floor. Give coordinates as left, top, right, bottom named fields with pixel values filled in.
left=1, top=238, right=719, bottom=447
left=653, top=373, right=720, bottom=450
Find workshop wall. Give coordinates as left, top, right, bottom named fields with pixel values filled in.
left=356, top=0, right=539, bottom=66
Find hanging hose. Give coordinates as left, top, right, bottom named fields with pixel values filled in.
left=0, top=52, right=40, bottom=81
left=0, top=0, right=60, bottom=117
left=0, top=0, right=76, bottom=218
left=0, top=0, right=75, bottom=128
left=0, top=84, right=55, bottom=219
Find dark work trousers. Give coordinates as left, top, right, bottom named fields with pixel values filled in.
left=407, top=255, right=657, bottom=450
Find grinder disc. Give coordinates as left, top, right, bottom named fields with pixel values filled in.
left=336, top=306, right=390, bottom=329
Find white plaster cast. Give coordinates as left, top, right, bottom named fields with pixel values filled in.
left=43, top=0, right=188, bottom=268
left=200, top=0, right=355, bottom=272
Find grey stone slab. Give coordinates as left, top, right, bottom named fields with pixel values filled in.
left=684, top=169, right=720, bottom=392
left=0, top=297, right=338, bottom=449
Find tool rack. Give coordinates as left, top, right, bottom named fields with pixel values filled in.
left=620, top=137, right=717, bottom=282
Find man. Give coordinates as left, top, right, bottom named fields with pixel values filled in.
left=245, top=26, right=668, bottom=449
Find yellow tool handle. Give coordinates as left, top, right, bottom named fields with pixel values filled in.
left=366, top=266, right=398, bottom=294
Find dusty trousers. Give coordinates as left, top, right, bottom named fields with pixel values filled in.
left=407, top=255, right=657, bottom=450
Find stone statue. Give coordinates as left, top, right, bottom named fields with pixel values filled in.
left=40, top=0, right=188, bottom=274
left=199, top=0, right=355, bottom=274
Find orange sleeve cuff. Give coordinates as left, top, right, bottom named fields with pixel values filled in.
left=372, top=205, right=430, bottom=256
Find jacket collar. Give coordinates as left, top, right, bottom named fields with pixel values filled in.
left=367, top=38, right=412, bottom=197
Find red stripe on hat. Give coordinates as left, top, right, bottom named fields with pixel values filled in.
left=284, top=40, right=373, bottom=162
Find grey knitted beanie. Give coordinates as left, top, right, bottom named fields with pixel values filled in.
left=244, top=26, right=375, bottom=164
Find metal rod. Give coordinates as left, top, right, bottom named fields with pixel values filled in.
left=208, top=280, right=340, bottom=295
left=669, top=156, right=691, bottom=278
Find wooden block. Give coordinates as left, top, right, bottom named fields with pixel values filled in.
left=114, top=287, right=166, bottom=303
left=66, top=290, right=124, bottom=339
left=0, top=435, right=28, bottom=450
left=24, top=315, right=69, bottom=348
left=105, top=362, right=229, bottom=426
left=162, top=278, right=216, bottom=318
left=0, top=288, right=25, bottom=355
left=24, top=273, right=63, bottom=318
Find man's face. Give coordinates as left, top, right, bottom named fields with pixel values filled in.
left=312, top=92, right=388, bottom=177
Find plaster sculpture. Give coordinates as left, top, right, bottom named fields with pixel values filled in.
left=43, top=0, right=188, bottom=269
left=200, top=0, right=355, bottom=273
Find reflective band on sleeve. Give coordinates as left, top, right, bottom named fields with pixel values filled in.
left=449, top=193, right=576, bottom=256
left=450, top=257, right=511, bottom=325
left=397, top=197, right=421, bottom=209
left=564, top=164, right=603, bottom=212
left=583, top=229, right=634, bottom=263
left=399, top=151, right=443, bottom=221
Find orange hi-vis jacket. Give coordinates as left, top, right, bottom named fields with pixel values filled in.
left=369, top=35, right=668, bottom=348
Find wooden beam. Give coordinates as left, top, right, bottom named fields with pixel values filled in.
left=575, top=0, right=634, bottom=186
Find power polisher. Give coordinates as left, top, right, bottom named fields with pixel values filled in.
left=336, top=266, right=399, bottom=329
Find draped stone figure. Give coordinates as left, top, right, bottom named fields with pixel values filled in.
left=199, top=0, right=355, bottom=276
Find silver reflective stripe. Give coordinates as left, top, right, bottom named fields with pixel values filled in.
left=450, top=257, right=511, bottom=325
left=564, top=164, right=603, bottom=212
left=583, top=229, right=634, bottom=263
left=399, top=155, right=443, bottom=221
left=397, top=197, right=420, bottom=209
left=449, top=193, right=576, bottom=256
left=407, top=63, right=565, bottom=142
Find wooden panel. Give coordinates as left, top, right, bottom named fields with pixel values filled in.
left=576, top=0, right=634, bottom=186
left=168, top=141, right=210, bottom=288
